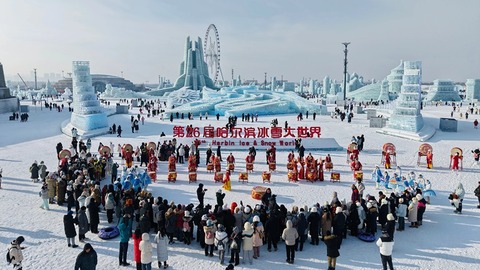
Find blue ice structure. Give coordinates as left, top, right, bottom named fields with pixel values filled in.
left=465, top=79, right=480, bottom=101
left=148, top=36, right=216, bottom=97
left=63, top=61, right=109, bottom=137
left=163, top=85, right=328, bottom=117
left=425, top=80, right=461, bottom=102
left=347, top=61, right=404, bottom=102
left=378, top=61, right=435, bottom=141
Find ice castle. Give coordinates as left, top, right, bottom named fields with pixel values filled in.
left=425, top=80, right=461, bottom=102
left=63, top=61, right=109, bottom=137
left=346, top=61, right=405, bottom=102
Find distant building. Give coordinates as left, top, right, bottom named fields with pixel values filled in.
left=465, top=79, right=480, bottom=101
left=53, top=74, right=138, bottom=93
left=425, top=80, right=461, bottom=102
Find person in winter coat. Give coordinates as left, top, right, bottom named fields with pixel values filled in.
left=252, top=215, right=264, bottom=259
left=296, top=211, right=308, bottom=251
left=139, top=233, right=153, bottom=270
left=57, top=178, right=67, bottom=205
left=357, top=201, right=366, bottom=231
left=348, top=203, right=360, bottom=236
left=64, top=211, right=79, bottom=248
left=39, top=183, right=49, bottom=210
left=378, top=199, right=389, bottom=229
left=214, top=224, right=229, bottom=265
left=356, top=179, right=365, bottom=200
left=197, top=183, right=206, bottom=208
left=408, top=197, right=418, bottom=228
left=88, top=198, right=100, bottom=234
left=30, top=161, right=40, bottom=182
left=77, top=206, right=89, bottom=242
left=396, top=198, right=407, bottom=231
left=332, top=207, right=346, bottom=248
left=46, top=174, right=57, bottom=204
left=475, top=181, right=480, bottom=208
left=165, top=208, right=177, bottom=244
left=74, top=243, right=97, bottom=270
left=384, top=213, right=395, bottom=240
left=321, top=208, right=333, bottom=241
left=242, top=222, right=254, bottom=265
left=132, top=229, right=142, bottom=270
left=105, top=192, right=115, bottom=223
left=229, top=226, right=242, bottom=266
left=307, top=207, right=321, bottom=244
left=282, top=220, right=299, bottom=264
left=8, top=236, right=25, bottom=270
left=416, top=194, right=427, bottom=226
left=366, top=202, right=378, bottom=234
left=155, top=229, right=169, bottom=269
left=118, top=215, right=133, bottom=266
left=376, top=231, right=395, bottom=270
left=324, top=231, right=340, bottom=270
left=452, top=183, right=465, bottom=213
left=38, top=161, right=48, bottom=181
left=204, top=220, right=216, bottom=257
left=265, top=211, right=281, bottom=251
left=216, top=189, right=226, bottom=209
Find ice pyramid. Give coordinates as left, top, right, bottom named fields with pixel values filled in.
left=425, top=80, right=461, bottom=102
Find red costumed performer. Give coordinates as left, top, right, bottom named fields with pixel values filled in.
left=451, top=152, right=460, bottom=171
left=426, top=150, right=433, bottom=169
left=246, top=154, right=254, bottom=172
left=227, top=153, right=235, bottom=171
left=384, top=152, right=391, bottom=169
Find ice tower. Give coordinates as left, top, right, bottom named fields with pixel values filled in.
left=0, top=62, right=19, bottom=113
left=68, top=61, right=108, bottom=133
left=379, top=61, right=435, bottom=141
left=148, top=36, right=216, bottom=96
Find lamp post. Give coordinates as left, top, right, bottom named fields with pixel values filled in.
left=342, top=42, right=350, bottom=102
left=264, top=72, right=267, bottom=90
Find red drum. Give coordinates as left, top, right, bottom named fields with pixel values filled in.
left=325, top=162, right=333, bottom=170
left=168, top=172, right=177, bottom=182
left=189, top=172, right=197, bottom=183
left=214, top=172, right=223, bottom=183
left=251, top=186, right=267, bottom=200
left=239, top=172, right=249, bottom=182
left=262, top=171, right=271, bottom=183
left=246, top=163, right=254, bottom=171
left=330, top=172, right=340, bottom=182
left=288, top=171, right=298, bottom=182
left=207, top=163, right=214, bottom=172
left=268, top=163, right=276, bottom=171
left=228, top=163, right=235, bottom=171
left=355, top=171, right=363, bottom=180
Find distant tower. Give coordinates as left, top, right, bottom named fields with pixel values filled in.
left=465, top=79, right=480, bottom=101
left=69, top=61, right=108, bottom=133
left=323, top=76, right=331, bottom=96
left=0, top=62, right=19, bottom=113
left=387, top=61, right=424, bottom=132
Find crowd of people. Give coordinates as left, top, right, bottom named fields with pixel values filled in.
left=16, top=132, right=463, bottom=270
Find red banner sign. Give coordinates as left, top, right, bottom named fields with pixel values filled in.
left=172, top=126, right=321, bottom=139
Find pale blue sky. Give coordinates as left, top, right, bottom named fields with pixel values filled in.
left=0, top=0, right=479, bottom=84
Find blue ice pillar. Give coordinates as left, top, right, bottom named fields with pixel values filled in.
left=387, top=61, right=424, bottom=132
left=323, top=76, right=331, bottom=96
left=70, top=61, right=108, bottom=131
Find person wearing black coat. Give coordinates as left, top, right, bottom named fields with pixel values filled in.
left=64, top=211, right=78, bottom=248
left=332, top=207, right=346, bottom=249
left=222, top=209, right=236, bottom=237
left=216, top=190, right=225, bottom=209
left=324, top=231, right=340, bottom=270
left=74, top=243, right=98, bottom=270
left=228, top=226, right=242, bottom=266
left=197, top=184, right=206, bottom=208
left=265, top=211, right=281, bottom=251
left=384, top=213, right=395, bottom=241
left=295, top=212, right=308, bottom=251
left=56, top=142, right=63, bottom=158
left=88, top=198, right=100, bottom=234
left=261, top=188, right=272, bottom=208
left=348, top=203, right=360, bottom=236
left=67, top=187, right=76, bottom=212
left=206, top=148, right=212, bottom=166
left=307, top=208, right=320, bottom=245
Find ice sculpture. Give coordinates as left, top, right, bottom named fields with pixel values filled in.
left=377, top=61, right=435, bottom=141
left=322, top=76, right=331, bottom=96
left=387, top=61, right=424, bottom=132
left=347, top=61, right=404, bottom=102
left=148, top=36, right=216, bottom=96
left=465, top=79, right=480, bottom=101
left=68, top=61, right=108, bottom=133
left=0, top=62, right=19, bottom=114
left=163, top=85, right=328, bottom=117
left=425, top=80, right=461, bottom=102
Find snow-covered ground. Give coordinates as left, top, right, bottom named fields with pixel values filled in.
left=1, top=100, right=480, bottom=270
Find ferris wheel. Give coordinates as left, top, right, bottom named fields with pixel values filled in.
left=204, top=24, right=223, bottom=84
